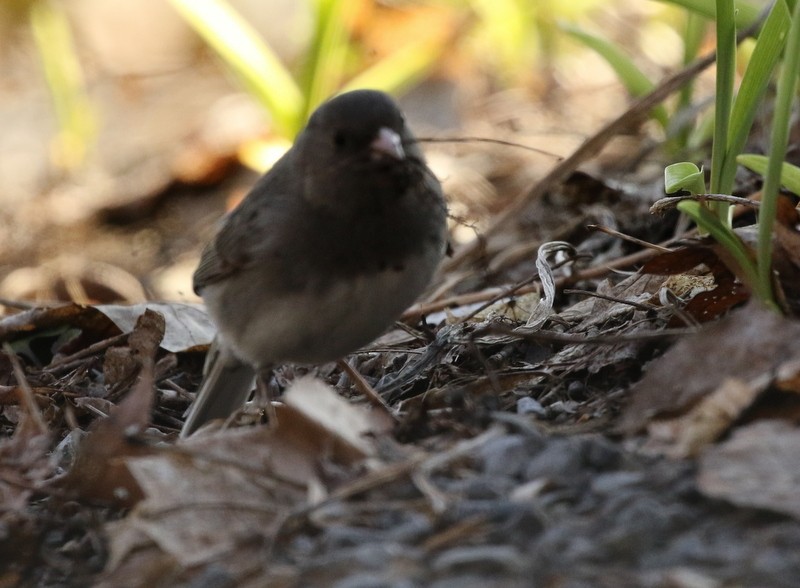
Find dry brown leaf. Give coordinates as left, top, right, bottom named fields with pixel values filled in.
left=0, top=412, right=53, bottom=517
left=61, top=310, right=164, bottom=506
left=0, top=302, right=213, bottom=357
left=697, top=420, right=800, bottom=520
left=283, top=375, right=394, bottom=458
left=619, top=303, right=800, bottom=434
left=102, top=378, right=385, bottom=582
left=97, top=302, right=214, bottom=352
left=0, top=303, right=119, bottom=343
left=772, top=196, right=800, bottom=314
left=641, top=245, right=749, bottom=323
left=643, top=377, right=764, bottom=458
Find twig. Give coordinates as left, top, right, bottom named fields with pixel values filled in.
left=587, top=224, right=673, bottom=252
left=2, top=342, right=48, bottom=435
left=479, top=323, right=697, bottom=345
left=650, top=193, right=761, bottom=215
left=337, top=359, right=397, bottom=423
left=45, top=332, right=128, bottom=372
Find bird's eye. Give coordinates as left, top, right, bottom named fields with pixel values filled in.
left=333, top=130, right=347, bottom=148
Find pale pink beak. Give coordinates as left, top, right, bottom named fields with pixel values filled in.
left=370, top=127, right=405, bottom=160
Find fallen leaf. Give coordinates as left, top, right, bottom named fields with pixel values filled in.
left=697, top=420, right=800, bottom=520
left=0, top=412, right=53, bottom=517
left=643, top=377, right=764, bottom=458
left=61, top=310, right=165, bottom=506
left=102, top=378, right=386, bottom=581
left=97, top=302, right=214, bottom=352
left=619, top=303, right=800, bottom=434
left=0, top=302, right=213, bottom=359
left=641, top=245, right=749, bottom=323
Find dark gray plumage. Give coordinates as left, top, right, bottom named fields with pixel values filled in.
left=181, top=90, right=447, bottom=437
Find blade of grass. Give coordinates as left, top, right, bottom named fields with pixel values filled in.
left=737, top=155, right=800, bottom=195
left=301, top=0, right=357, bottom=120
left=673, top=12, right=706, bottom=149
left=169, top=0, right=303, bottom=138
left=709, top=0, right=736, bottom=213
left=718, top=0, right=790, bottom=202
left=665, top=162, right=707, bottom=195
left=29, top=0, right=95, bottom=169
left=757, top=0, right=800, bottom=307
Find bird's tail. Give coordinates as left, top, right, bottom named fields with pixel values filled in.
left=180, top=341, right=256, bottom=437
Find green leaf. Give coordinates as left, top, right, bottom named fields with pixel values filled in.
left=665, top=162, right=706, bottom=194
left=756, top=0, right=800, bottom=307
left=169, top=0, right=303, bottom=138
left=300, top=0, right=357, bottom=120
left=719, top=0, right=790, bottom=202
left=561, top=24, right=668, bottom=129
left=709, top=0, right=736, bottom=203
left=29, top=0, right=96, bottom=168
left=737, top=155, right=800, bottom=195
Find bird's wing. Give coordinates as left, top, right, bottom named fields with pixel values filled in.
left=192, top=154, right=300, bottom=294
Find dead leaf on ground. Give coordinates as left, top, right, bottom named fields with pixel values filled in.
left=0, top=412, right=53, bottom=519
left=618, top=304, right=800, bottom=445
left=772, top=196, right=800, bottom=314
left=61, top=309, right=165, bottom=506
left=101, top=377, right=387, bottom=585
left=643, top=377, right=765, bottom=458
left=641, top=245, right=750, bottom=323
left=0, top=302, right=213, bottom=360
left=697, top=420, right=800, bottom=520
left=97, top=302, right=214, bottom=353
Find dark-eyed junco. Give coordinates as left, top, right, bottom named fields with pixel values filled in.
left=181, top=89, right=447, bottom=436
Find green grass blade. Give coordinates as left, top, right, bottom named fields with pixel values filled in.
left=673, top=12, right=707, bottom=148
left=561, top=24, right=668, bottom=129
left=757, top=0, right=800, bottom=306
left=719, top=0, right=790, bottom=201
left=665, top=162, right=706, bottom=195
left=29, top=0, right=96, bottom=168
left=710, top=0, right=736, bottom=199
left=169, top=0, right=303, bottom=138
left=737, top=154, right=800, bottom=195
left=301, top=0, right=357, bottom=119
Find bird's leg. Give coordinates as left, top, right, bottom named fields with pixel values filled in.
left=254, top=366, right=277, bottom=426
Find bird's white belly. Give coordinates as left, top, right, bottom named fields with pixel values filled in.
left=203, top=253, right=437, bottom=368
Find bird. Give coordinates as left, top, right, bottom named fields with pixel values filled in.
left=180, top=89, right=448, bottom=437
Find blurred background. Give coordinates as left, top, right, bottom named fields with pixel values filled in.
left=0, top=0, right=715, bottom=308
